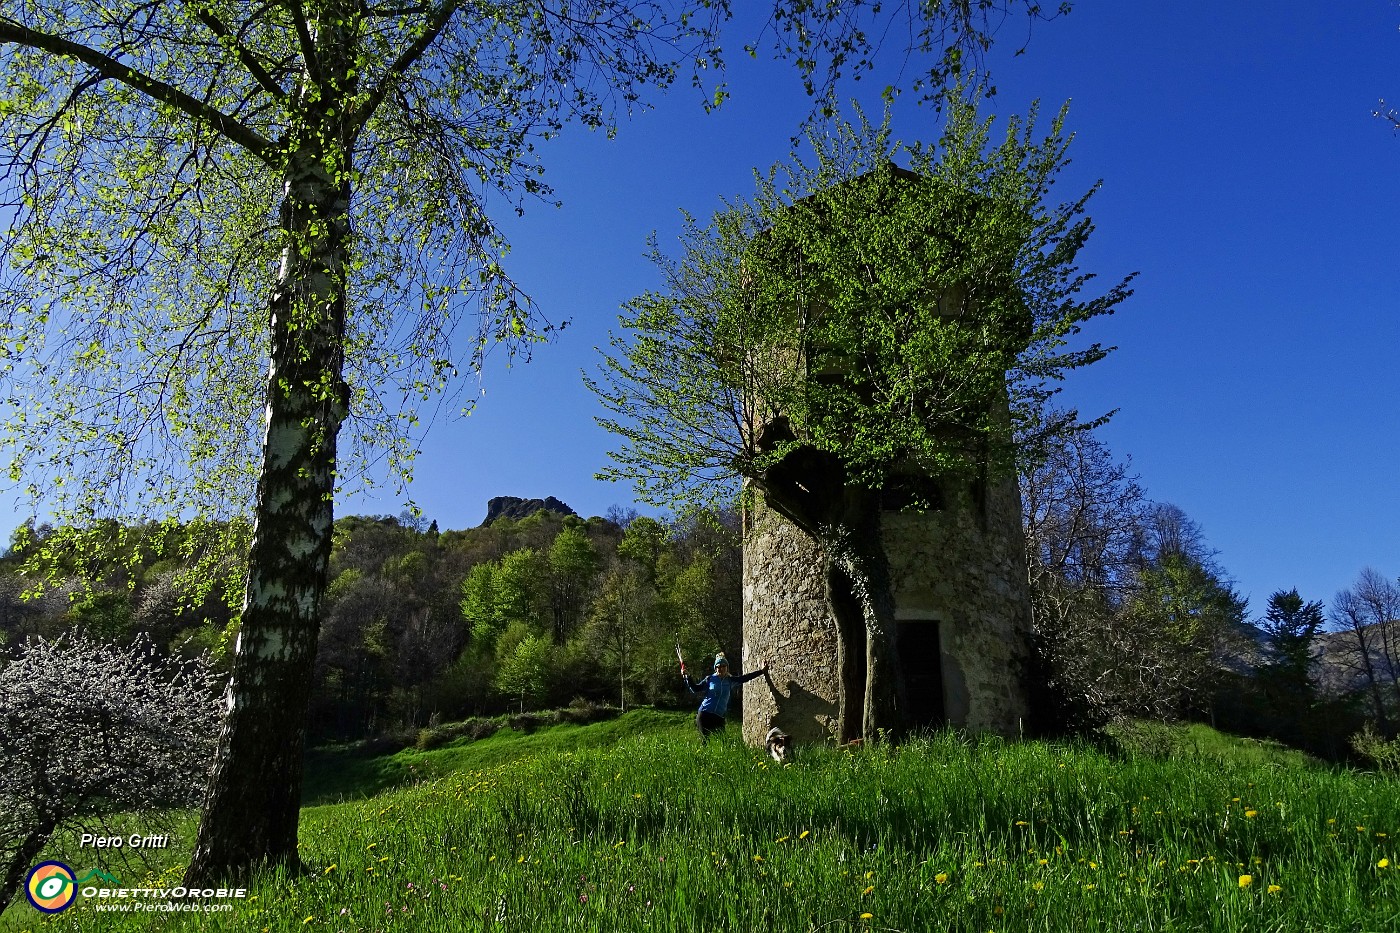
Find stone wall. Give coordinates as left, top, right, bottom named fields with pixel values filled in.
left=741, top=471, right=1032, bottom=746
left=741, top=505, right=840, bottom=745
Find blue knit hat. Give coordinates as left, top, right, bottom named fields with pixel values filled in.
left=714, top=653, right=729, bottom=671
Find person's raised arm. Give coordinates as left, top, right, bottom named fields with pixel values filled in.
left=734, top=663, right=769, bottom=684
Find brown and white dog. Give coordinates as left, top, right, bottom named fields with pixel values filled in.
left=765, top=726, right=793, bottom=763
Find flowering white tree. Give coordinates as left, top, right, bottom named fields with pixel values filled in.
left=0, top=634, right=220, bottom=911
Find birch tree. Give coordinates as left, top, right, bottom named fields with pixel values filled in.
left=0, top=0, right=706, bottom=886
left=0, top=0, right=1071, bottom=886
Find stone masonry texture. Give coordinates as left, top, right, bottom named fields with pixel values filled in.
left=742, top=472, right=1033, bottom=747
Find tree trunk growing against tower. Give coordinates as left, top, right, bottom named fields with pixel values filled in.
left=755, top=424, right=907, bottom=740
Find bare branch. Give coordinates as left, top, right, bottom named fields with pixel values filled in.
left=193, top=7, right=289, bottom=101
left=287, top=0, right=323, bottom=87
left=351, top=0, right=460, bottom=130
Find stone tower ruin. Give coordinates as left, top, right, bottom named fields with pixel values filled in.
left=742, top=467, right=1033, bottom=745
left=740, top=169, right=1034, bottom=746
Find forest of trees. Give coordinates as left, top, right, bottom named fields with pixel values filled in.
left=1020, top=418, right=1394, bottom=757
left=2, top=447, right=1396, bottom=762
left=0, top=504, right=744, bottom=743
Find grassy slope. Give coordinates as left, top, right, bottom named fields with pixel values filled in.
left=302, top=710, right=689, bottom=805
left=5, top=713, right=1398, bottom=933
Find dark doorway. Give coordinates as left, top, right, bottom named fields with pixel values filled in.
left=898, top=620, right=946, bottom=729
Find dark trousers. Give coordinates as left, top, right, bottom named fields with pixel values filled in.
left=696, top=710, right=726, bottom=741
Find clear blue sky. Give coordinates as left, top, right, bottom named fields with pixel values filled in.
left=344, top=1, right=1399, bottom=618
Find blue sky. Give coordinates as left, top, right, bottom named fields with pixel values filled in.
left=342, top=2, right=1398, bottom=618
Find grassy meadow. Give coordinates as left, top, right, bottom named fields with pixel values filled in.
left=5, top=711, right=1397, bottom=932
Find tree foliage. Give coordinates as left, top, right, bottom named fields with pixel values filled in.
left=592, top=97, right=1130, bottom=738
left=1019, top=417, right=1263, bottom=729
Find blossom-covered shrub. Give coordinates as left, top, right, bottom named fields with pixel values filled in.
left=0, top=632, right=221, bottom=909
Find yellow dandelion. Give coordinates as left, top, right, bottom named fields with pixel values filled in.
left=1245, top=810, right=1258, bottom=818
left=935, top=873, right=949, bottom=884
left=862, top=885, right=875, bottom=896
left=323, top=865, right=336, bottom=874
left=1379, top=859, right=1391, bottom=869
left=1032, top=881, right=1044, bottom=892
left=1267, top=885, right=1282, bottom=894
left=1037, top=859, right=1049, bottom=866
left=1238, top=875, right=1253, bottom=889
left=1015, top=821, right=1029, bottom=827
left=303, top=918, right=314, bottom=926
left=753, top=855, right=764, bottom=862
left=1083, top=884, right=1095, bottom=891
left=367, top=843, right=377, bottom=850
left=865, top=871, right=874, bottom=879
left=776, top=836, right=789, bottom=843
left=800, top=831, right=811, bottom=840
left=860, top=913, right=873, bottom=921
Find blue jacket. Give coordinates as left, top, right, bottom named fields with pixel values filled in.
left=686, top=669, right=764, bottom=716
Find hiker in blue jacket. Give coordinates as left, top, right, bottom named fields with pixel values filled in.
left=681, top=653, right=767, bottom=741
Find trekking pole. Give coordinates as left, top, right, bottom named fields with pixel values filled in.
left=675, top=640, right=687, bottom=675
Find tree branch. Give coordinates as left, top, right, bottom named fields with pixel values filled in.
left=0, top=17, right=277, bottom=164
left=287, top=0, right=323, bottom=87
left=350, top=0, right=460, bottom=130
left=193, top=8, right=289, bottom=101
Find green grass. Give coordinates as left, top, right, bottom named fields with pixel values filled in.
left=6, top=714, right=1398, bottom=932
left=302, top=709, right=686, bottom=804
left=1107, top=720, right=1323, bottom=771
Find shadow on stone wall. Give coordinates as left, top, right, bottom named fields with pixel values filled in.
left=769, top=677, right=839, bottom=742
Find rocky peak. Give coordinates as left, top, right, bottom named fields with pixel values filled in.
left=481, top=496, right=577, bottom=526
